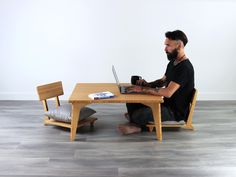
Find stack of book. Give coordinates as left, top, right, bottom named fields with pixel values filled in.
left=88, top=91, right=115, bottom=100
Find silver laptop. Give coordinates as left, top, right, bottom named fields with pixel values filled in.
left=112, top=65, right=133, bottom=94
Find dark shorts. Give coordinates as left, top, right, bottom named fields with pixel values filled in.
left=126, top=103, right=176, bottom=129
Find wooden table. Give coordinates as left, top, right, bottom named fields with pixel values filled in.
left=69, top=83, right=164, bottom=141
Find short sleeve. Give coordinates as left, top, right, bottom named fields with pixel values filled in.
left=172, top=65, right=189, bottom=87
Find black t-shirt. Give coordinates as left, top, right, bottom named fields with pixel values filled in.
left=164, top=59, right=194, bottom=122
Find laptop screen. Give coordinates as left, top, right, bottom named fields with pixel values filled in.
left=112, top=65, right=120, bottom=86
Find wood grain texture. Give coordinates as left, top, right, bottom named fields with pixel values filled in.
left=69, top=83, right=164, bottom=104
left=68, top=83, right=163, bottom=141
left=37, top=81, right=63, bottom=101
left=0, top=100, right=236, bottom=177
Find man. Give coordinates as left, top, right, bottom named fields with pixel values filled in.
left=118, top=30, right=195, bottom=135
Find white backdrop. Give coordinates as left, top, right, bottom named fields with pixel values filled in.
left=0, top=0, right=236, bottom=100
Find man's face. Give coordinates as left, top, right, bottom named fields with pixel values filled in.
left=164, top=38, right=179, bottom=61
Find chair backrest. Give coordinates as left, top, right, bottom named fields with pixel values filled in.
left=37, top=81, right=64, bottom=100
left=36, top=81, right=64, bottom=111
left=186, top=88, right=198, bottom=126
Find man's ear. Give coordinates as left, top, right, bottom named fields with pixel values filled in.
left=179, top=41, right=184, bottom=49
left=176, top=40, right=182, bottom=50
left=175, top=40, right=183, bottom=50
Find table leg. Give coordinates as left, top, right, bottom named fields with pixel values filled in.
left=70, top=103, right=87, bottom=141
left=144, top=103, right=162, bottom=141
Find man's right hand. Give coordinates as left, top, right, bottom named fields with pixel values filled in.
left=136, top=79, right=148, bottom=86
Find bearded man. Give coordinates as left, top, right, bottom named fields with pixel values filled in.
left=118, top=30, right=195, bottom=135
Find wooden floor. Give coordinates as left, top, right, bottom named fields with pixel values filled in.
left=0, top=101, right=236, bottom=177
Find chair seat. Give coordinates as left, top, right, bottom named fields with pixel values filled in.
left=44, top=116, right=98, bottom=128
left=148, top=120, right=185, bottom=125
left=44, top=104, right=96, bottom=123
left=146, top=121, right=185, bottom=130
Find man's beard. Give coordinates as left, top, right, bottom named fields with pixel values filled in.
left=166, top=48, right=178, bottom=61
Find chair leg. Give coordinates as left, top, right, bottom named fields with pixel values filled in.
left=77, top=117, right=98, bottom=128
left=182, top=123, right=194, bottom=130
left=150, top=126, right=154, bottom=132
left=44, top=116, right=50, bottom=126
left=90, top=119, right=97, bottom=128
left=147, top=125, right=155, bottom=132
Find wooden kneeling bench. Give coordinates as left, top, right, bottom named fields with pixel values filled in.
left=44, top=116, right=97, bottom=129
left=146, top=88, right=198, bottom=132
left=37, top=81, right=97, bottom=132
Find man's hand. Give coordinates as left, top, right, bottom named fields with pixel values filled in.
left=136, top=79, right=148, bottom=86
left=127, top=86, right=143, bottom=93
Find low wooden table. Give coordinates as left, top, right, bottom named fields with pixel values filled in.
left=69, top=83, right=164, bottom=141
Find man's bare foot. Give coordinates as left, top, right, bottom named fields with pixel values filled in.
left=117, top=124, right=141, bottom=135
left=124, top=112, right=130, bottom=121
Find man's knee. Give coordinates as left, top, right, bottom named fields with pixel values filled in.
left=126, top=103, right=147, bottom=118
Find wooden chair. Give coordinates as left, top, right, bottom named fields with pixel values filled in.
left=146, top=88, right=198, bottom=132
left=36, top=81, right=97, bottom=130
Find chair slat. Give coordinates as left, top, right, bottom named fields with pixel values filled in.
left=185, top=88, right=198, bottom=129
left=37, top=81, right=64, bottom=100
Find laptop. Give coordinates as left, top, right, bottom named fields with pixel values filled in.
left=112, top=65, right=133, bottom=94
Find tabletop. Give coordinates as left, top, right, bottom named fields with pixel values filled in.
left=69, top=83, right=163, bottom=104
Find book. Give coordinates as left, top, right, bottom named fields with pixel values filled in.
left=88, top=91, right=115, bottom=100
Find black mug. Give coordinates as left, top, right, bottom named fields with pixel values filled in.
left=131, top=75, right=142, bottom=85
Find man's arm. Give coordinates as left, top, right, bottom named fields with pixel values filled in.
left=136, top=76, right=167, bottom=88
left=147, top=76, right=167, bottom=88
left=128, top=81, right=180, bottom=98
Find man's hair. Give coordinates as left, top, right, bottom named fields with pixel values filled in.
left=165, top=30, right=188, bottom=46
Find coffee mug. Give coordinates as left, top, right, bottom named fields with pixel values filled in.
left=131, top=75, right=142, bottom=85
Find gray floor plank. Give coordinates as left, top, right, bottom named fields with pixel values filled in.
left=0, top=101, right=236, bottom=176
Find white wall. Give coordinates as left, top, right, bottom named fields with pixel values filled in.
left=0, top=0, right=236, bottom=100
